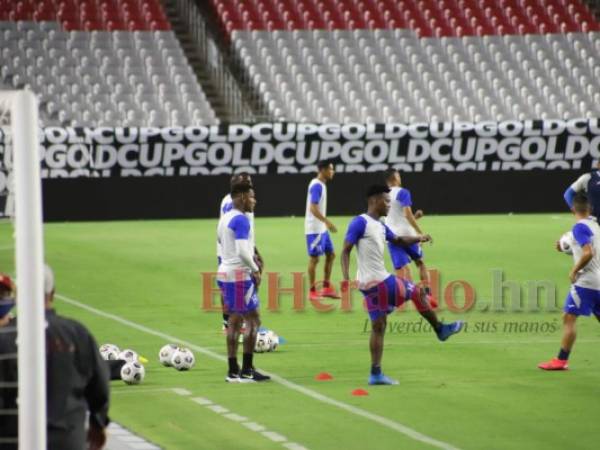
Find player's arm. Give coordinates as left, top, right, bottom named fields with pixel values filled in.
left=254, top=246, right=264, bottom=273
left=388, top=232, right=432, bottom=247
left=569, top=223, right=594, bottom=283
left=404, top=207, right=423, bottom=234
left=341, top=241, right=354, bottom=282
left=341, top=216, right=366, bottom=282
left=229, top=216, right=261, bottom=283
left=564, top=174, right=590, bottom=209
left=309, top=184, right=337, bottom=232
left=397, top=189, right=423, bottom=234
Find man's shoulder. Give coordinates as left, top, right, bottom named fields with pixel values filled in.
left=49, top=312, right=93, bottom=337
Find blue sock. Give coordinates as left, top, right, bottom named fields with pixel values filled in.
left=371, top=365, right=381, bottom=376
left=558, top=348, right=570, bottom=361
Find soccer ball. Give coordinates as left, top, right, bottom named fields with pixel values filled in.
left=159, top=344, right=179, bottom=367
left=559, top=231, right=575, bottom=255
left=99, top=344, right=120, bottom=361
left=267, top=330, right=279, bottom=352
left=120, top=361, right=145, bottom=385
left=171, top=348, right=195, bottom=371
left=254, top=331, right=271, bottom=353
left=118, top=349, right=139, bottom=363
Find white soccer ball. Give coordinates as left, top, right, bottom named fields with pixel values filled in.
left=159, top=344, right=179, bottom=367
left=254, top=331, right=271, bottom=353
left=559, top=231, right=575, bottom=255
left=99, top=344, right=120, bottom=361
left=118, top=349, right=139, bottom=363
left=267, top=330, right=279, bottom=352
left=171, top=348, right=195, bottom=371
left=120, top=361, right=145, bottom=385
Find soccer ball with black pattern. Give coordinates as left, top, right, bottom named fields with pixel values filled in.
left=159, top=343, right=179, bottom=367
left=171, top=348, right=195, bottom=371
left=120, top=361, right=145, bottom=385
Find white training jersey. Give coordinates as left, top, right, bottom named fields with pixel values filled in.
left=345, top=213, right=395, bottom=288
left=385, top=186, right=417, bottom=237
left=570, top=173, right=591, bottom=193
left=217, top=209, right=254, bottom=281
left=217, top=194, right=255, bottom=257
left=570, top=217, right=600, bottom=290
left=305, top=178, right=327, bottom=235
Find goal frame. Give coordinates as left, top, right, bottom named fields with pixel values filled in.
left=0, top=90, right=46, bottom=450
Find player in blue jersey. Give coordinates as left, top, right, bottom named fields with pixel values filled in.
left=341, top=185, right=464, bottom=385
left=563, top=164, right=600, bottom=222
left=383, top=169, right=430, bottom=288
left=217, top=182, right=269, bottom=382
left=539, top=193, right=600, bottom=370
left=305, top=160, right=340, bottom=300
left=218, top=173, right=264, bottom=331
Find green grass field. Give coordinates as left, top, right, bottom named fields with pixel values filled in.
left=1, top=213, right=600, bottom=450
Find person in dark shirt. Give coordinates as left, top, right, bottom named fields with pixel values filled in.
left=0, top=266, right=110, bottom=450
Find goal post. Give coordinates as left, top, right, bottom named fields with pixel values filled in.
left=0, top=90, right=46, bottom=450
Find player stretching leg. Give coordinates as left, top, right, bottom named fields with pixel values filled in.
left=539, top=193, right=600, bottom=371
left=217, top=183, right=269, bottom=382
left=305, top=160, right=340, bottom=300
left=341, top=185, right=464, bottom=385
left=218, top=173, right=264, bottom=331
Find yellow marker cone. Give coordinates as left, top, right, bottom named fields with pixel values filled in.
left=139, top=356, right=149, bottom=364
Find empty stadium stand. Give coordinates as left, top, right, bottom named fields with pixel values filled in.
left=210, top=0, right=600, bottom=123
left=0, top=0, right=219, bottom=126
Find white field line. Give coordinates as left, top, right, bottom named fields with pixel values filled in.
left=115, top=388, right=309, bottom=450
left=57, top=293, right=462, bottom=450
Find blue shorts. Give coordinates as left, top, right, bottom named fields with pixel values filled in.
left=360, top=275, right=417, bottom=321
left=564, top=285, right=600, bottom=316
left=306, top=232, right=334, bottom=257
left=388, top=242, right=423, bottom=270
left=217, top=279, right=259, bottom=314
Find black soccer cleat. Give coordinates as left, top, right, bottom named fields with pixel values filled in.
left=225, top=372, right=240, bottom=383
left=239, top=368, right=271, bottom=382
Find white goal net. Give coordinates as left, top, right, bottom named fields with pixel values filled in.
left=0, top=90, right=46, bottom=450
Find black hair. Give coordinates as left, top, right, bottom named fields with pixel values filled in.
left=383, top=168, right=399, bottom=182
left=231, top=181, right=253, bottom=197
left=573, top=192, right=590, bottom=213
left=230, top=172, right=252, bottom=189
left=366, top=184, right=391, bottom=198
left=317, top=160, right=333, bottom=171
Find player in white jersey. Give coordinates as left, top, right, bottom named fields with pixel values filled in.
left=341, top=185, right=464, bottom=385
left=539, top=193, right=600, bottom=371
left=217, top=173, right=264, bottom=330
left=217, top=183, right=269, bottom=382
left=305, top=160, right=340, bottom=301
left=383, top=169, right=430, bottom=289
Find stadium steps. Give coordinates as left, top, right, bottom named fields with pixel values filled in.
left=161, top=0, right=232, bottom=123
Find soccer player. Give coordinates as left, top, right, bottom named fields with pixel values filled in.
left=341, top=185, right=464, bottom=385
left=217, top=173, right=264, bottom=330
left=217, top=182, right=269, bottom=382
left=305, top=160, right=339, bottom=300
left=563, top=162, right=600, bottom=222
left=383, top=168, right=429, bottom=286
left=538, top=193, right=600, bottom=370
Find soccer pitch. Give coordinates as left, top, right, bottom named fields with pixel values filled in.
left=2, top=213, right=600, bottom=450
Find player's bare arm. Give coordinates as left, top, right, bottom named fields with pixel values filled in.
left=404, top=207, right=424, bottom=235
left=341, top=241, right=354, bottom=281
left=309, top=203, right=337, bottom=233
left=390, top=234, right=432, bottom=247
left=570, top=243, right=593, bottom=283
